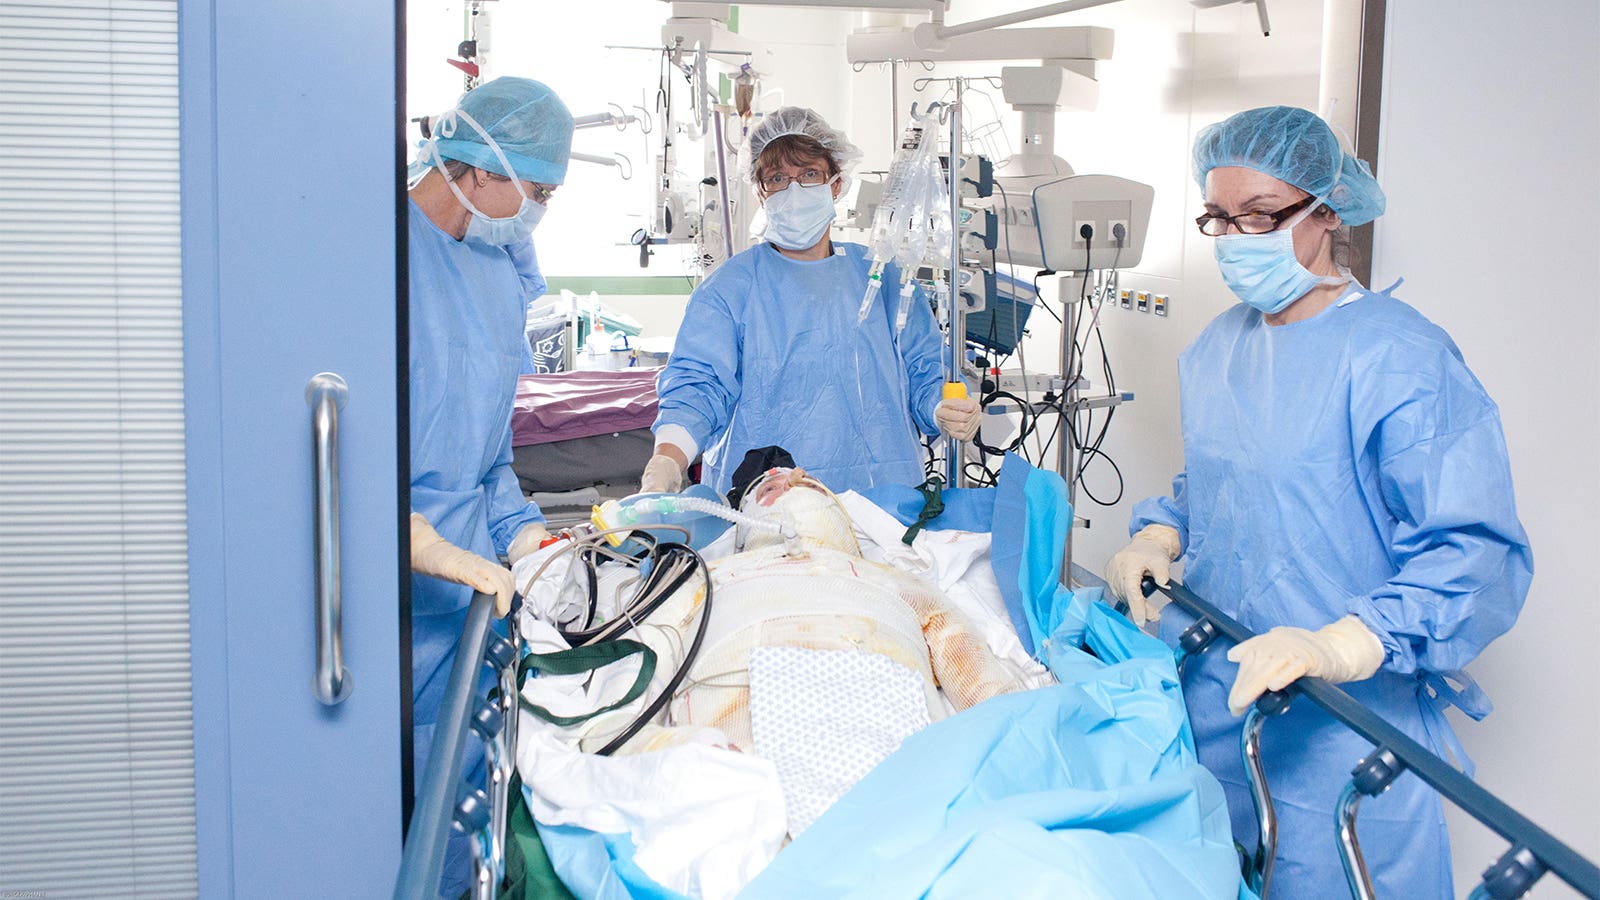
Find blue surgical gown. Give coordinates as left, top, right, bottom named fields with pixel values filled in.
left=506, top=237, right=548, bottom=375
left=409, top=199, right=546, bottom=894
left=1131, top=283, right=1532, bottom=899
left=654, top=241, right=944, bottom=494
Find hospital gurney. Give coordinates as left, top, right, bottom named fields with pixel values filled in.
left=397, top=457, right=1244, bottom=898
left=394, top=458, right=1599, bottom=900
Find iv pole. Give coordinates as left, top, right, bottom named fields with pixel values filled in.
left=942, top=79, right=965, bottom=488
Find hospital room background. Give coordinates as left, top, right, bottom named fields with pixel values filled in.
left=406, top=3, right=1599, bottom=889
left=0, top=0, right=1595, bottom=896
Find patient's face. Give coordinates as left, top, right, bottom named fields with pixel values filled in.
left=739, top=468, right=859, bottom=555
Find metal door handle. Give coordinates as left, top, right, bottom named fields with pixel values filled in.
left=307, top=372, right=353, bottom=705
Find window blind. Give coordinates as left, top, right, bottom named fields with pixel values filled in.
left=0, top=1, right=197, bottom=896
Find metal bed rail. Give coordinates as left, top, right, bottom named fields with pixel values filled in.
left=394, top=591, right=518, bottom=900
left=1139, top=576, right=1600, bottom=900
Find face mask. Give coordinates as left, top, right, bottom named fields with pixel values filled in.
left=760, top=179, right=837, bottom=251
left=462, top=195, right=545, bottom=247
left=1213, top=201, right=1348, bottom=314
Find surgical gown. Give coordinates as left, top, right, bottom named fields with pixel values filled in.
left=409, top=199, right=546, bottom=894
left=654, top=241, right=944, bottom=495
left=506, top=237, right=549, bottom=375
left=1131, top=283, right=1532, bottom=899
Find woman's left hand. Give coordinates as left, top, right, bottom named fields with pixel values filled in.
left=1226, top=615, right=1385, bottom=715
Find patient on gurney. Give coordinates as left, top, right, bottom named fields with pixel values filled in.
left=512, top=461, right=1244, bottom=900
left=617, top=467, right=1033, bottom=758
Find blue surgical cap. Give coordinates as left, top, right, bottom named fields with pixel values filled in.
left=431, top=76, right=574, bottom=185
left=1192, top=106, right=1385, bottom=226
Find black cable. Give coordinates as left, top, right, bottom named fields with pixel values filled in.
left=973, top=389, right=1036, bottom=456
left=1076, top=442, right=1126, bottom=506
left=597, top=542, right=713, bottom=756
left=1031, top=269, right=1063, bottom=324
left=557, top=535, right=689, bottom=646
left=962, top=458, right=1000, bottom=487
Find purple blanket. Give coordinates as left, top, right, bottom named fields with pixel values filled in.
left=511, top=368, right=661, bottom=447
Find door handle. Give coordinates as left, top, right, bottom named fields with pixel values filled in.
left=307, top=372, right=353, bottom=705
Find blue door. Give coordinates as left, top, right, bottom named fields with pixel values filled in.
left=180, top=0, right=405, bottom=895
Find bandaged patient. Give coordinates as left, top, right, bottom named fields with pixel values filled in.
left=600, top=468, right=1031, bottom=759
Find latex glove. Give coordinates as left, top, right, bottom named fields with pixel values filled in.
left=506, top=521, right=552, bottom=567
left=935, top=397, right=981, bottom=441
left=410, top=512, right=515, bottom=617
left=640, top=452, right=685, bottom=494
left=1226, top=615, right=1385, bottom=715
left=1103, top=524, right=1183, bottom=624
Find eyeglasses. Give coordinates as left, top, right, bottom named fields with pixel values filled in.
left=759, top=168, right=831, bottom=193
left=528, top=183, right=557, bottom=205
left=1194, top=194, right=1316, bottom=236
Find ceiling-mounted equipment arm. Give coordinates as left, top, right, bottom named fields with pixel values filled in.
left=1190, top=0, right=1271, bottom=37
left=915, top=0, right=1123, bottom=45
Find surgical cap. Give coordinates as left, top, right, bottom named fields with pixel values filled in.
left=1192, top=106, right=1385, bottom=226
left=431, top=76, right=574, bottom=185
left=741, top=106, right=863, bottom=191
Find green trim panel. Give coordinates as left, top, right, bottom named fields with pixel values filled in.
left=545, top=276, right=698, bottom=296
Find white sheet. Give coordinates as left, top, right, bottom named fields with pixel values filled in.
left=513, top=492, right=1053, bottom=898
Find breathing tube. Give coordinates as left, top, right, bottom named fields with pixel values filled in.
left=595, top=494, right=802, bottom=555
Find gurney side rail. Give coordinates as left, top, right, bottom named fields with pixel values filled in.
left=395, top=590, right=509, bottom=900
left=1139, top=575, right=1600, bottom=900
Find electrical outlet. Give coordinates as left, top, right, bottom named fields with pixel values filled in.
left=1069, top=200, right=1135, bottom=250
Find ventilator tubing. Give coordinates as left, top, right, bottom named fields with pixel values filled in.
left=594, top=494, right=799, bottom=552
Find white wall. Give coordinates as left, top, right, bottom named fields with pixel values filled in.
left=1375, top=1, right=1600, bottom=894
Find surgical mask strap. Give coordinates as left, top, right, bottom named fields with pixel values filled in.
left=419, top=107, right=532, bottom=223
left=435, top=108, right=530, bottom=202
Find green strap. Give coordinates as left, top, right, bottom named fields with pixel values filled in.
left=492, top=771, right=578, bottom=900
left=902, top=475, right=946, bottom=545
left=516, top=639, right=658, bottom=727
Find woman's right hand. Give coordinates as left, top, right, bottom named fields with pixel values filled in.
left=639, top=452, right=686, bottom=494
left=1103, top=524, right=1183, bottom=624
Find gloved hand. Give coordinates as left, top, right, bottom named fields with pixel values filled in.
left=935, top=396, right=981, bottom=441
left=410, top=512, right=515, bottom=616
left=506, top=521, right=553, bottom=567
left=640, top=452, right=685, bottom=494
left=1226, top=615, right=1385, bottom=715
left=1103, top=524, right=1183, bottom=624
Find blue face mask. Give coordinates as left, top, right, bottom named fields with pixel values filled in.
left=760, top=179, right=838, bottom=251
left=462, top=194, right=545, bottom=247
left=1213, top=202, right=1347, bottom=314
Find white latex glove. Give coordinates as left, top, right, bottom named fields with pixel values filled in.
left=506, top=521, right=553, bottom=567
left=640, top=452, right=685, bottom=494
left=934, top=397, right=981, bottom=441
left=1226, top=615, right=1385, bottom=715
left=410, top=512, right=516, bottom=617
left=1103, top=524, right=1183, bottom=624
